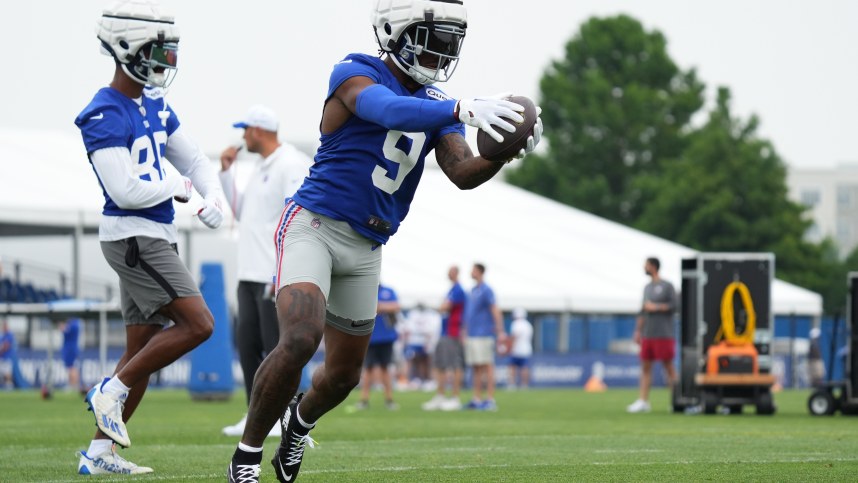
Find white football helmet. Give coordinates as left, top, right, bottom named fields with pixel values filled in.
left=96, top=0, right=180, bottom=88
left=371, top=0, right=467, bottom=85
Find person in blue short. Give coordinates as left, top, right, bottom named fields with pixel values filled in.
left=356, top=284, right=401, bottom=410
left=227, top=1, right=543, bottom=481
left=0, top=320, right=16, bottom=389
left=507, top=308, right=534, bottom=390
left=59, top=318, right=83, bottom=393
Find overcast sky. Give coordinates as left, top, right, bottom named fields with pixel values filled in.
left=3, top=0, right=856, bottom=168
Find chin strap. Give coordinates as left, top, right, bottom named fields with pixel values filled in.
left=157, top=91, right=171, bottom=127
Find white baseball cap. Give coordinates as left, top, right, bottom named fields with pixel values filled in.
left=232, top=105, right=279, bottom=132
left=513, top=308, right=527, bottom=319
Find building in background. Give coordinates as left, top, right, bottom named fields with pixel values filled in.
left=788, top=163, right=858, bottom=257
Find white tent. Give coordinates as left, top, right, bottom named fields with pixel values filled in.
left=0, top=128, right=822, bottom=317
left=382, top=165, right=822, bottom=316
left=0, top=128, right=212, bottom=235
left=0, top=128, right=223, bottom=299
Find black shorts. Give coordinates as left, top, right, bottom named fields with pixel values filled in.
left=364, top=342, right=394, bottom=369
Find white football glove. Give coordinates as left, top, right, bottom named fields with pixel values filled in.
left=456, top=93, right=524, bottom=143
left=173, top=176, right=193, bottom=203
left=514, top=107, right=544, bottom=160
left=197, top=195, right=224, bottom=229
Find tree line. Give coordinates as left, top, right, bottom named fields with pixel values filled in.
left=506, top=14, right=856, bottom=315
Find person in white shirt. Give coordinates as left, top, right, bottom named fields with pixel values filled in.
left=508, top=308, right=534, bottom=389
left=401, top=303, right=442, bottom=389
left=218, top=105, right=312, bottom=437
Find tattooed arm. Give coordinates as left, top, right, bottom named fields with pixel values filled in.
left=434, top=133, right=505, bottom=190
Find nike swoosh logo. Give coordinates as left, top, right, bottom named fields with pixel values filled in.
left=90, top=113, right=104, bottom=120
left=276, top=458, right=293, bottom=481
left=350, top=320, right=372, bottom=328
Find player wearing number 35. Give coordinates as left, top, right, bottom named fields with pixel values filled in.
left=226, top=1, right=544, bottom=482
left=73, top=0, right=225, bottom=476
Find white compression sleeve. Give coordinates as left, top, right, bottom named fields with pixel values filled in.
left=90, top=147, right=184, bottom=210
left=165, top=127, right=225, bottom=200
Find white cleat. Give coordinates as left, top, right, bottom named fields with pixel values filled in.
left=626, top=399, right=652, bottom=413
left=78, top=445, right=152, bottom=475
left=222, top=414, right=281, bottom=438
left=440, top=397, right=463, bottom=411
left=421, top=394, right=446, bottom=411
left=85, top=378, right=130, bottom=448
left=222, top=414, right=247, bottom=437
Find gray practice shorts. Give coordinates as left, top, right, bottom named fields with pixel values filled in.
left=433, top=336, right=465, bottom=370
left=101, top=236, right=201, bottom=325
left=465, top=336, right=496, bottom=366
left=274, top=203, right=381, bottom=336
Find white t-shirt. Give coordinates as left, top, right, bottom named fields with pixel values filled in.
left=219, top=143, right=312, bottom=283
left=402, top=308, right=442, bottom=351
left=510, top=318, right=533, bottom=357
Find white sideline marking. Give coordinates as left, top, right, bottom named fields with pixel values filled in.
left=594, top=448, right=664, bottom=454
left=37, top=456, right=858, bottom=482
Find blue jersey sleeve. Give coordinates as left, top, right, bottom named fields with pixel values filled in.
left=486, top=286, right=496, bottom=306
left=422, top=86, right=465, bottom=149
left=462, top=298, right=473, bottom=325
left=441, top=123, right=465, bottom=137
left=327, top=55, right=383, bottom=98
left=355, top=85, right=457, bottom=133
left=75, top=104, right=130, bottom=153
left=163, top=103, right=181, bottom=136
left=449, top=285, right=466, bottom=304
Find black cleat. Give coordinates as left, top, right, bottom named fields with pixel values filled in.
left=271, top=393, right=317, bottom=483
left=227, top=459, right=260, bottom=483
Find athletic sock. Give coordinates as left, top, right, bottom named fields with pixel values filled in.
left=295, top=405, right=316, bottom=430
left=101, top=376, right=130, bottom=399
left=86, top=439, right=113, bottom=456
left=234, top=443, right=263, bottom=465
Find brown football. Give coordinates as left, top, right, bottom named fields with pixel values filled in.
left=476, top=95, right=537, bottom=162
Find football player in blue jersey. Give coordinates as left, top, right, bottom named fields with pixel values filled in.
left=228, top=1, right=544, bottom=481
left=74, top=0, right=225, bottom=476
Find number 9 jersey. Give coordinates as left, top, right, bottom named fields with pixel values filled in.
left=291, top=54, right=465, bottom=245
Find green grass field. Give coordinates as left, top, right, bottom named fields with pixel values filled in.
left=1, top=387, right=856, bottom=482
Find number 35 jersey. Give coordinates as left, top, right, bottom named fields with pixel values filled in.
left=75, top=86, right=181, bottom=224
left=291, top=53, right=465, bottom=245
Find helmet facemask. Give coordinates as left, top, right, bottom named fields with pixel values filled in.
left=392, top=22, right=465, bottom=85
left=121, top=36, right=179, bottom=88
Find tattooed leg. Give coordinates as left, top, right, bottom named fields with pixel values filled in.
left=299, top=324, right=372, bottom=423
left=240, top=283, right=326, bottom=447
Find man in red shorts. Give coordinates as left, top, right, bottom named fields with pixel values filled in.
left=627, top=257, right=677, bottom=413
